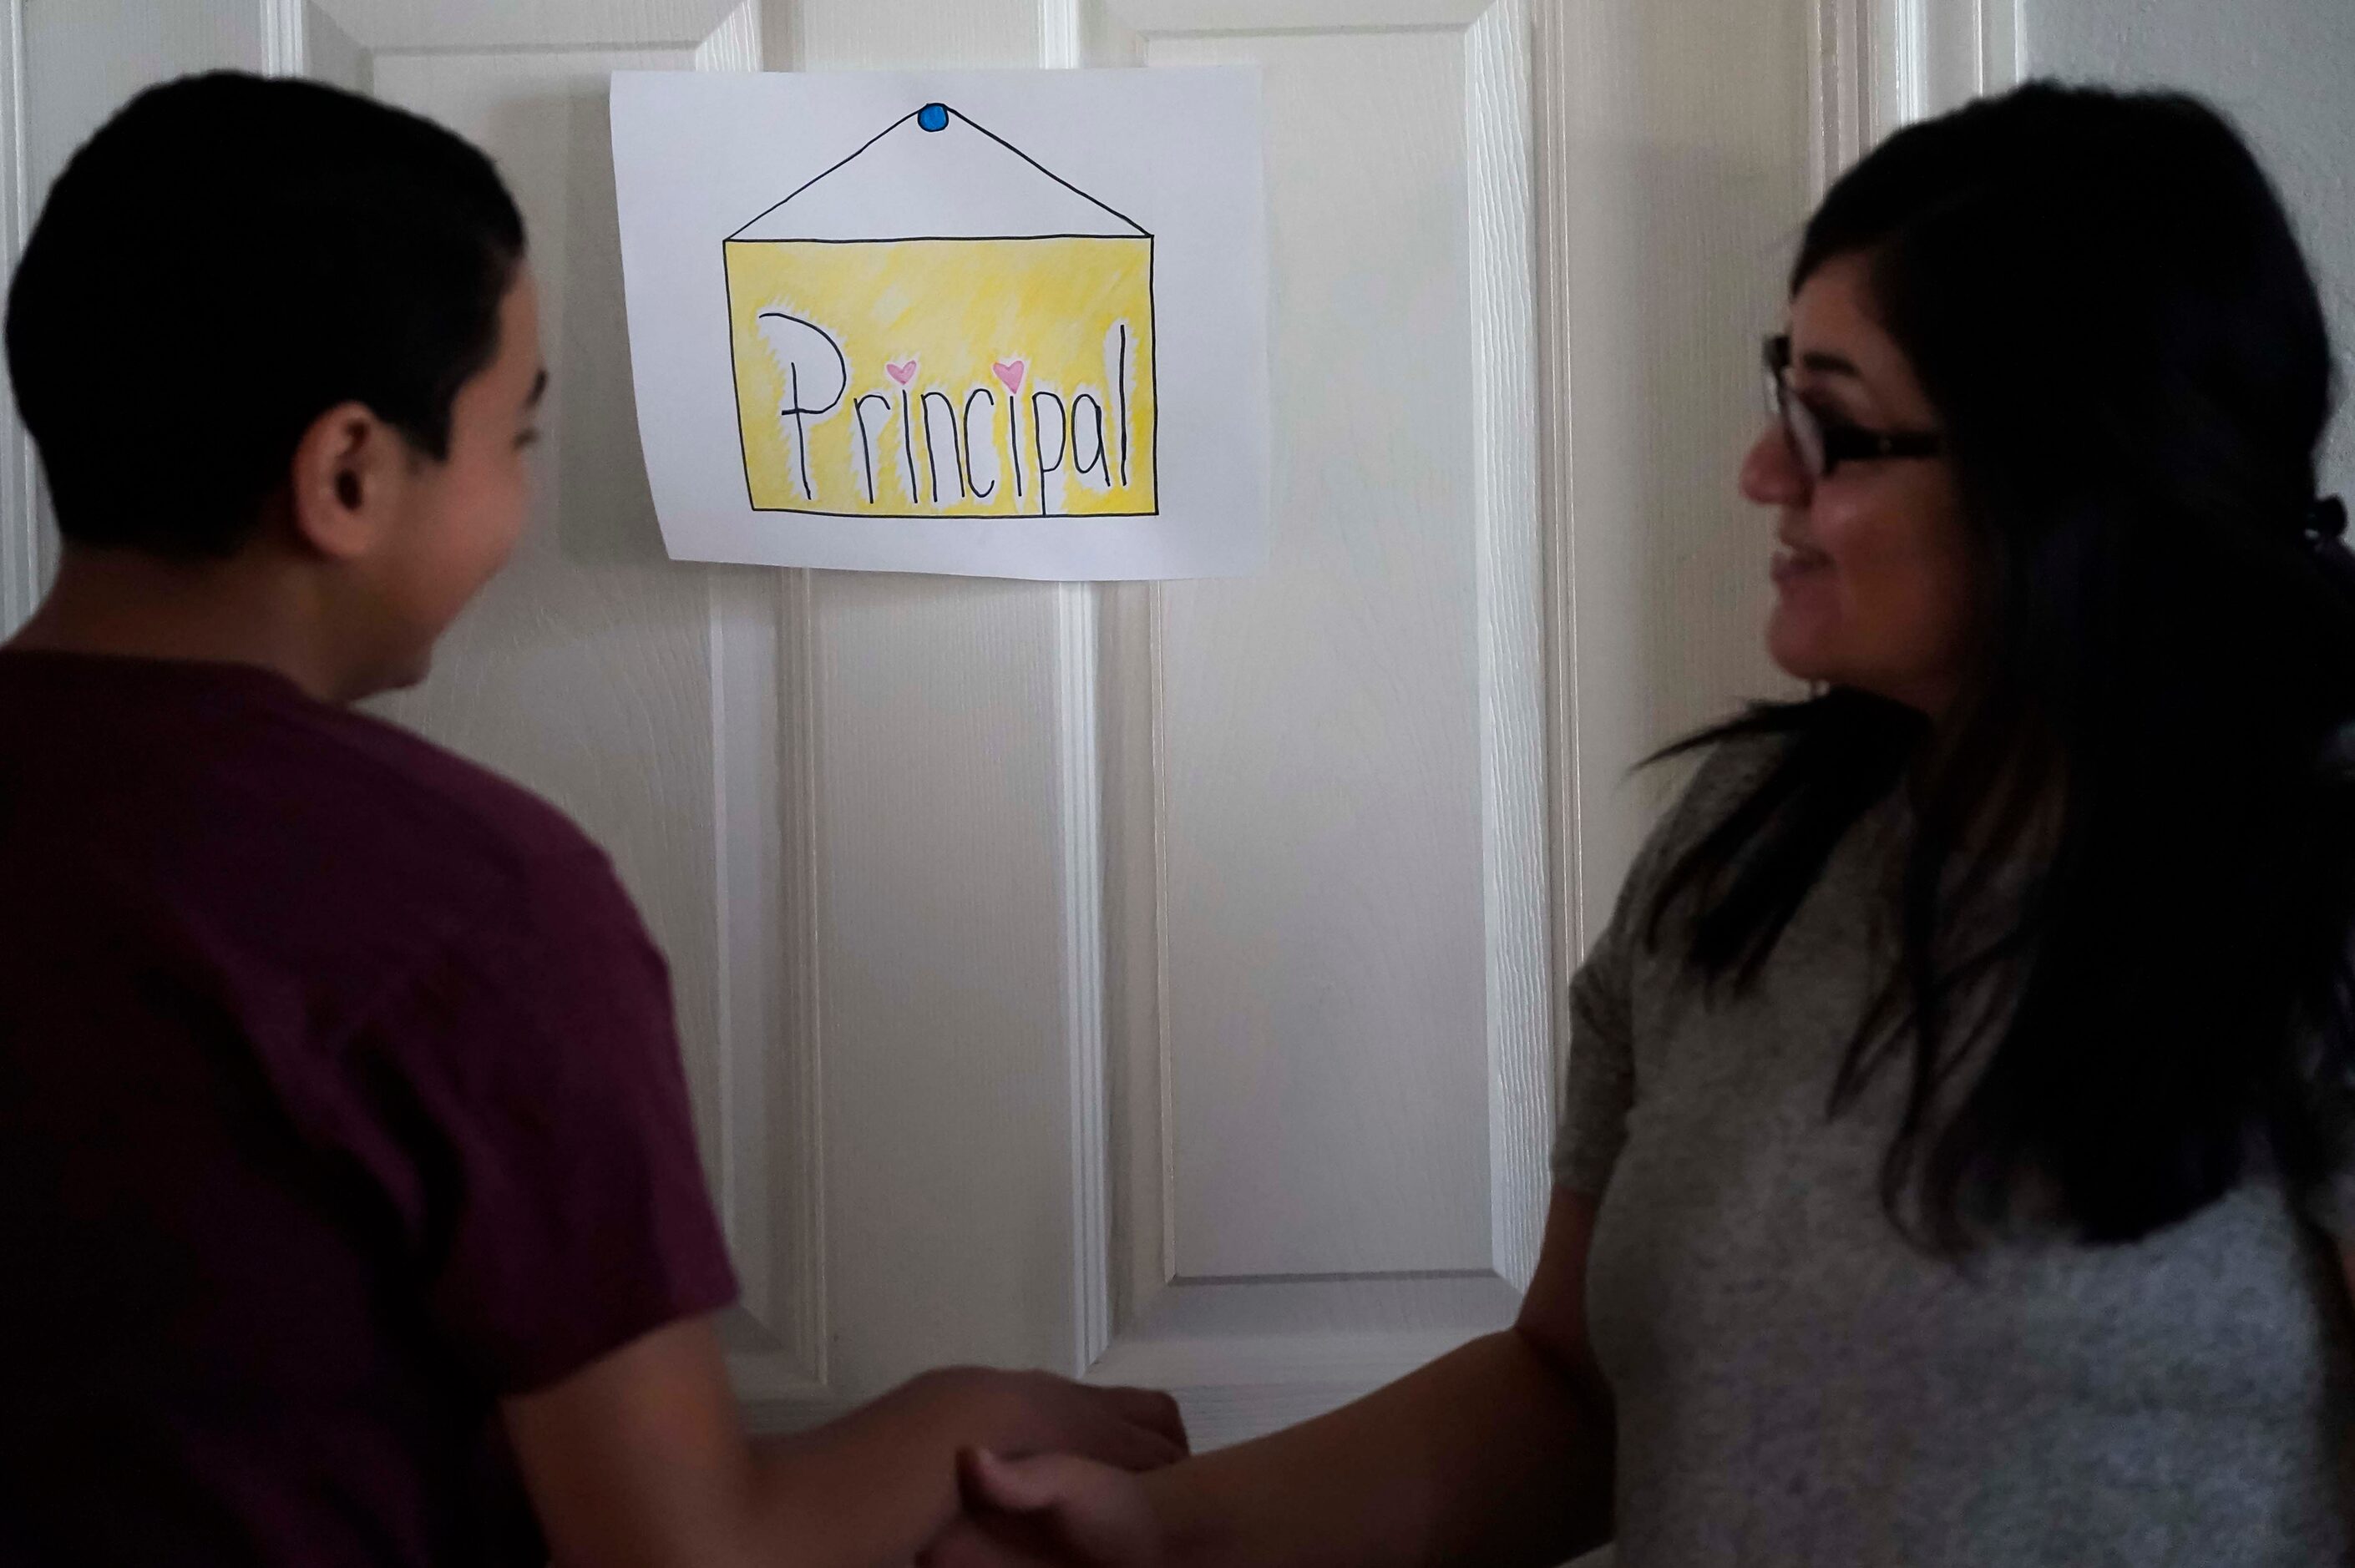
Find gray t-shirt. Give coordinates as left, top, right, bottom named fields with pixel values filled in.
left=1555, top=739, right=2355, bottom=1566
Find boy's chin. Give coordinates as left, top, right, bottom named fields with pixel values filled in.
left=384, top=650, right=434, bottom=692
left=346, top=646, right=435, bottom=704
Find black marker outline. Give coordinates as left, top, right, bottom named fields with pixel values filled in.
left=1030, top=388, right=1066, bottom=518
left=722, top=245, right=757, bottom=510
left=1145, top=237, right=1158, bottom=512
left=920, top=389, right=965, bottom=503
left=728, top=105, right=1148, bottom=242
left=962, top=387, right=999, bottom=500
left=898, top=387, right=918, bottom=506
left=852, top=392, right=894, bottom=504
left=756, top=308, right=846, bottom=502
left=726, top=104, right=1163, bottom=520
left=730, top=233, right=1142, bottom=245
left=1007, top=378, right=1026, bottom=499
left=1071, top=390, right=1107, bottom=485
left=729, top=109, right=921, bottom=241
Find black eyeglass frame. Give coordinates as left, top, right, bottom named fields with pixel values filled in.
left=1763, top=333, right=1943, bottom=478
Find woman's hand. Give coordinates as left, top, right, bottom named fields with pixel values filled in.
left=919, top=1448, right=1169, bottom=1568
left=922, top=1191, right=1613, bottom=1568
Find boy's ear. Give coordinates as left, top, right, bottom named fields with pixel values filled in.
left=286, top=401, right=410, bottom=561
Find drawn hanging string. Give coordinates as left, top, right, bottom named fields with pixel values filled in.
left=757, top=310, right=847, bottom=501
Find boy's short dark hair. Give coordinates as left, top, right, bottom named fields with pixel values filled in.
left=5, top=72, right=526, bottom=559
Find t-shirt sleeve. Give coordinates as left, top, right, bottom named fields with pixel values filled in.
left=352, top=850, right=738, bottom=1394
left=2293, top=1061, right=2355, bottom=1242
left=2301, top=1168, right=2355, bottom=1241
left=1551, top=785, right=1696, bottom=1194
left=1551, top=741, right=1778, bottom=1196
left=1551, top=855, right=1644, bottom=1195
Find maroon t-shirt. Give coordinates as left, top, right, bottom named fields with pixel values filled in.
left=0, top=649, right=738, bottom=1565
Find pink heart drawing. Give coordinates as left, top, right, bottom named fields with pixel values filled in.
left=885, top=359, right=918, bottom=385
left=992, top=359, right=1026, bottom=395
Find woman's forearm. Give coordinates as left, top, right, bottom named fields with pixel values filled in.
left=1147, top=1328, right=1613, bottom=1568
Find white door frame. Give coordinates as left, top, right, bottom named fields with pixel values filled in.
left=1811, top=0, right=2024, bottom=197
left=0, top=0, right=37, bottom=633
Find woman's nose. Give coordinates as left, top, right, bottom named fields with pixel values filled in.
left=1741, top=421, right=1811, bottom=508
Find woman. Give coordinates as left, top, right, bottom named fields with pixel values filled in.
left=923, top=80, right=2355, bottom=1567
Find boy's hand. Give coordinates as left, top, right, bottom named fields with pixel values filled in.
left=919, top=1448, right=1167, bottom=1568
left=941, top=1368, right=1188, bottom=1473
left=504, top=1320, right=1185, bottom=1568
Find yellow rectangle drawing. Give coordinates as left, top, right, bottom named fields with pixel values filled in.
left=723, top=104, right=1158, bottom=519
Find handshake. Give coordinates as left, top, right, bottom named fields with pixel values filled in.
left=705, top=1292, right=1606, bottom=1568
left=911, top=1368, right=1182, bottom=1568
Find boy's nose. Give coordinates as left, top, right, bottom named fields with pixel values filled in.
left=1741, top=421, right=1811, bottom=508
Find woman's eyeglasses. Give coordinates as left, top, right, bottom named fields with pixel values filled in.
left=1763, top=333, right=1943, bottom=479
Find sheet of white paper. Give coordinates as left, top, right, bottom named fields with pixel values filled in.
left=609, top=68, right=1269, bottom=580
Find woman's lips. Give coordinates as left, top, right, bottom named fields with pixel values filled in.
left=1770, top=543, right=1832, bottom=587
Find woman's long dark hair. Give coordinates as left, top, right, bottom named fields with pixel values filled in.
left=1650, top=82, right=2355, bottom=1249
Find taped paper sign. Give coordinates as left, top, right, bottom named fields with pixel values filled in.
left=612, top=70, right=1267, bottom=580
left=725, top=104, right=1157, bottom=519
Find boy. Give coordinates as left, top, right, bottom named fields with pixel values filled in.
left=0, top=73, right=1180, bottom=1566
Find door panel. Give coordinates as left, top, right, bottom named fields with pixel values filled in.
left=1076, top=0, right=1547, bottom=1443
left=780, top=0, right=1091, bottom=1408
left=1158, top=27, right=1493, bottom=1282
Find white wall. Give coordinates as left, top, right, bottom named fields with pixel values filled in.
left=22, top=3, right=266, bottom=201
left=1543, top=0, right=1811, bottom=949
left=2025, top=0, right=2355, bottom=502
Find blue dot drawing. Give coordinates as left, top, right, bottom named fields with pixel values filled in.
left=918, top=103, right=950, bottom=132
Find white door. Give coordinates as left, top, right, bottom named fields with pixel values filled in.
left=3, top=0, right=1897, bottom=1454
